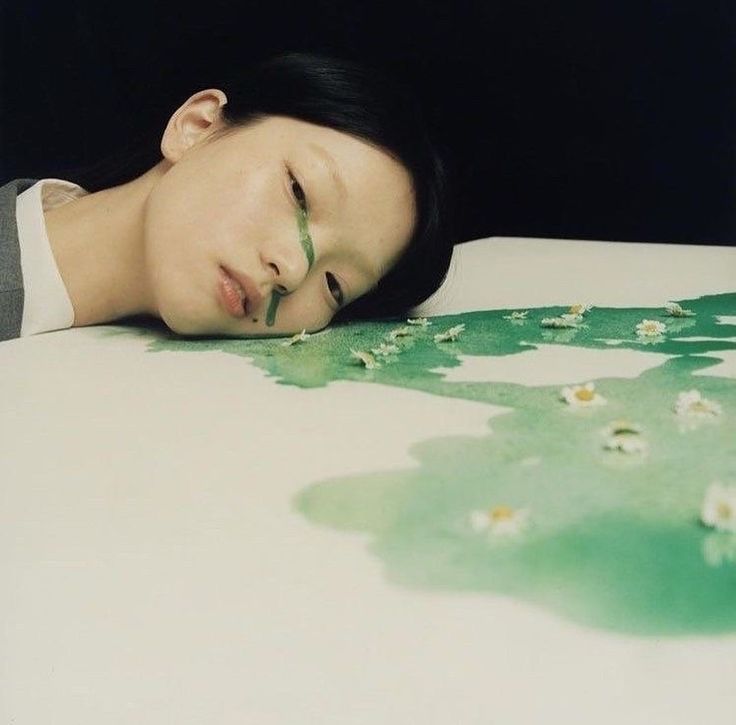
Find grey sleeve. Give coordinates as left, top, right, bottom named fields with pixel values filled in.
left=0, top=178, right=37, bottom=342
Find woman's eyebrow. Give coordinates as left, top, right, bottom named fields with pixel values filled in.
left=307, top=142, right=347, bottom=203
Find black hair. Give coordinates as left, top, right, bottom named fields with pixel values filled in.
left=70, top=52, right=455, bottom=323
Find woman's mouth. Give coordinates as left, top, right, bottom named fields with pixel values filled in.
left=219, top=270, right=246, bottom=318
left=218, top=266, right=264, bottom=319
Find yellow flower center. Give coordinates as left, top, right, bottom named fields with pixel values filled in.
left=690, top=400, right=710, bottom=413
left=575, top=388, right=595, bottom=402
left=717, top=502, right=733, bottom=521
left=490, top=506, right=515, bottom=522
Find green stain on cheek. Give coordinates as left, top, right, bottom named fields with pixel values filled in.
left=297, top=208, right=315, bottom=270
left=266, top=210, right=314, bottom=328
left=265, top=291, right=283, bottom=327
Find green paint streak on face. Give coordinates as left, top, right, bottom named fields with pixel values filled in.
left=265, top=291, right=283, bottom=327
left=261, top=209, right=314, bottom=328
left=100, top=293, right=736, bottom=635
left=297, top=208, right=315, bottom=269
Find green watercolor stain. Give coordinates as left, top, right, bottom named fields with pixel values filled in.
left=297, top=207, right=315, bottom=269
left=263, top=208, right=314, bottom=327
left=99, top=293, right=736, bottom=635
left=265, top=291, right=283, bottom=327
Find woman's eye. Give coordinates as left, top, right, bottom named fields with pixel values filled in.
left=325, top=272, right=344, bottom=307
left=288, top=170, right=308, bottom=212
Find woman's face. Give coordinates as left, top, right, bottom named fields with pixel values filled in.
left=143, top=95, right=416, bottom=337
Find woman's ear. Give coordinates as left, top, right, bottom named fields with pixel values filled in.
left=160, top=89, right=229, bottom=162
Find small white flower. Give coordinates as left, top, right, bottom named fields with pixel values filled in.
left=503, top=310, right=529, bottom=320
left=541, top=328, right=580, bottom=343
left=666, top=317, right=697, bottom=334
left=701, top=482, right=736, bottom=533
left=665, top=301, right=696, bottom=317
left=434, top=324, right=466, bottom=342
left=674, top=390, right=722, bottom=417
left=605, top=419, right=643, bottom=436
left=388, top=326, right=412, bottom=340
left=407, top=317, right=431, bottom=327
left=370, top=342, right=400, bottom=357
left=560, top=382, right=607, bottom=407
left=702, top=533, right=736, bottom=567
left=635, top=319, right=666, bottom=337
left=541, top=315, right=582, bottom=329
left=469, top=505, right=530, bottom=537
left=350, top=349, right=380, bottom=369
left=602, top=419, right=647, bottom=453
left=281, top=329, right=309, bottom=346
left=603, top=435, right=648, bottom=454
left=568, top=303, right=592, bottom=316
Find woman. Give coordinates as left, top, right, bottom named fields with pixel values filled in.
left=0, top=53, right=453, bottom=342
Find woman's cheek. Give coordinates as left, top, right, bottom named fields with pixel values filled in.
left=273, top=288, right=332, bottom=333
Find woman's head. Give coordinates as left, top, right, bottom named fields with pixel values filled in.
left=82, top=53, right=454, bottom=336
left=212, top=53, right=454, bottom=328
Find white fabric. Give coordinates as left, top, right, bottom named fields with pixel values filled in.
left=16, top=178, right=88, bottom=336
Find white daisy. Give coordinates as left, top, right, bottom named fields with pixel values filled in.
left=568, top=303, right=592, bottom=316
left=602, top=420, right=648, bottom=454
left=281, top=329, right=309, bottom=346
left=665, top=301, right=696, bottom=317
left=635, top=319, right=666, bottom=337
left=560, top=382, right=607, bottom=407
left=434, top=324, right=466, bottom=342
left=665, top=317, right=697, bottom=334
left=387, top=326, right=412, bottom=340
left=702, top=533, right=736, bottom=567
left=674, top=390, right=722, bottom=417
left=541, top=314, right=582, bottom=329
left=605, top=436, right=648, bottom=454
left=469, top=505, right=530, bottom=537
left=604, top=419, right=643, bottom=436
left=503, top=310, right=529, bottom=320
left=370, top=342, right=400, bottom=357
left=350, top=349, right=380, bottom=369
left=541, top=328, right=580, bottom=344
left=407, top=317, right=431, bottom=326
left=701, top=482, right=736, bottom=533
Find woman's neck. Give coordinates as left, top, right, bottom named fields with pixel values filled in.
left=43, top=164, right=165, bottom=327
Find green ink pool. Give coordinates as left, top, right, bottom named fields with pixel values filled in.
left=101, top=293, right=736, bottom=635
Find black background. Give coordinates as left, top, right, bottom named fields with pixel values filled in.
left=1, top=1, right=734, bottom=246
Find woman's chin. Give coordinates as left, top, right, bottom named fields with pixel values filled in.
left=158, top=301, right=224, bottom=337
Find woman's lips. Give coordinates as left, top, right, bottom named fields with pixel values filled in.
left=219, top=271, right=246, bottom=318
left=218, top=266, right=264, bottom=318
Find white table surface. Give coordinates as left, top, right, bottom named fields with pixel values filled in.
left=2, top=236, right=735, bottom=724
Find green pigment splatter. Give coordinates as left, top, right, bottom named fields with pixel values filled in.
left=99, top=294, right=736, bottom=635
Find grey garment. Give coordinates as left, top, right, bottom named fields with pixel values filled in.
left=0, top=178, right=38, bottom=341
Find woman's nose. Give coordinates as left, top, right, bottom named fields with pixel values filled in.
left=261, top=245, right=309, bottom=295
